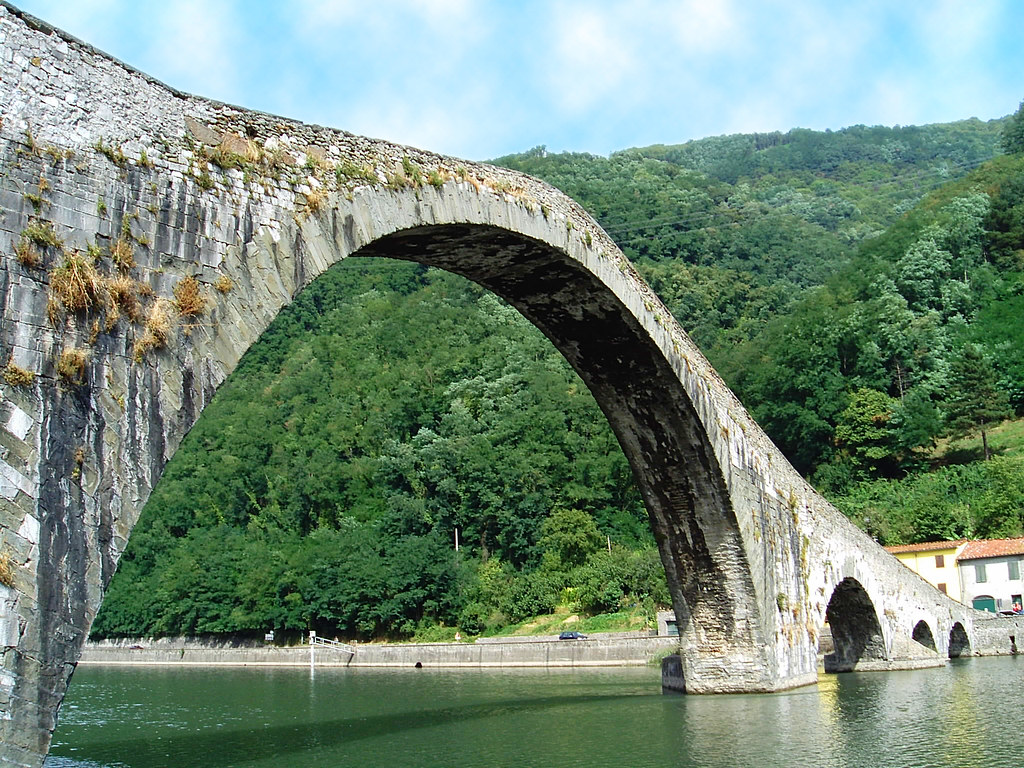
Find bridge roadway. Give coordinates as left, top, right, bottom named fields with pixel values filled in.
left=1, top=3, right=1021, bottom=766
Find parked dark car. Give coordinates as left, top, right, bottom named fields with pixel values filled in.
left=559, top=631, right=587, bottom=640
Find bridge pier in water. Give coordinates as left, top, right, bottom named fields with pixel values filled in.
left=0, top=4, right=1009, bottom=765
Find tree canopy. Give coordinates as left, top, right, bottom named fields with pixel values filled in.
left=94, top=110, right=1024, bottom=640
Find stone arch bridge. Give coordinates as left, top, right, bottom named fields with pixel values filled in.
left=0, top=5, right=1019, bottom=767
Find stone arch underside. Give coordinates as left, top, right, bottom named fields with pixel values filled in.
left=354, top=224, right=762, bottom=667
left=949, top=622, right=971, bottom=658
left=823, top=578, right=886, bottom=672
left=912, top=620, right=937, bottom=651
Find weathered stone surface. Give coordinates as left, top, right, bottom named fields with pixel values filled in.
left=0, top=3, right=1014, bottom=766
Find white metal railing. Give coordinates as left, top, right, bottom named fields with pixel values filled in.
left=308, top=631, right=356, bottom=657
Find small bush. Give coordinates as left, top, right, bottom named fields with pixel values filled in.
left=207, top=148, right=244, bottom=171
left=44, top=144, right=74, bottom=164
left=106, top=275, right=142, bottom=323
left=110, top=236, right=135, bottom=272
left=23, top=220, right=62, bottom=249
left=24, top=191, right=44, bottom=211
left=214, top=275, right=233, bottom=294
left=457, top=602, right=491, bottom=636
left=3, top=360, right=35, bottom=387
left=206, top=133, right=262, bottom=170
left=14, top=239, right=42, bottom=268
left=72, top=446, right=86, bottom=479
left=402, top=157, right=424, bottom=187
left=173, top=276, right=206, bottom=317
left=49, top=251, right=103, bottom=319
left=385, top=169, right=411, bottom=190
left=410, top=622, right=459, bottom=643
left=336, top=160, right=377, bottom=184
left=0, top=552, right=15, bottom=588
left=95, top=138, right=128, bottom=167
left=133, top=299, right=175, bottom=361
left=303, top=185, right=328, bottom=213
left=57, top=347, right=89, bottom=385
left=23, top=127, right=38, bottom=154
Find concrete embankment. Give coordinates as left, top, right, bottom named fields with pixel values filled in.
left=80, top=634, right=680, bottom=669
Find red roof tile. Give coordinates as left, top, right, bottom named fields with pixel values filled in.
left=884, top=540, right=966, bottom=555
left=957, top=538, right=1024, bottom=561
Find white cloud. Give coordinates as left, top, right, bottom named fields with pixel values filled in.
left=290, top=0, right=481, bottom=53
left=343, top=94, right=483, bottom=157
left=147, top=0, right=243, bottom=99
left=545, top=5, right=638, bottom=115
left=917, top=0, right=996, bottom=60
left=665, top=0, right=741, bottom=56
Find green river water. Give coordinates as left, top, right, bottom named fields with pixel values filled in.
left=45, top=656, right=1023, bottom=768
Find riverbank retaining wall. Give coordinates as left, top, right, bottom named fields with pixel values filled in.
left=80, top=635, right=680, bottom=669
left=972, top=614, right=1024, bottom=655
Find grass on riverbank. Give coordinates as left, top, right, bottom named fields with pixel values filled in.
left=410, top=604, right=658, bottom=644
left=494, top=605, right=656, bottom=637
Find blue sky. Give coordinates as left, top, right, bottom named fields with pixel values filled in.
left=13, top=1, right=1024, bottom=161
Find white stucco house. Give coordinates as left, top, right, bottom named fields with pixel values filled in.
left=957, top=537, right=1024, bottom=613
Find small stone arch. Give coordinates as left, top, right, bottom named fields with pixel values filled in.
left=948, top=622, right=971, bottom=658
left=823, top=577, right=886, bottom=672
left=911, top=620, right=936, bottom=651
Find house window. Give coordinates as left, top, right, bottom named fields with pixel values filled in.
left=938, top=583, right=947, bottom=594
left=1010, top=560, right=1021, bottom=581
left=976, top=563, right=987, bottom=583
left=935, top=554, right=945, bottom=568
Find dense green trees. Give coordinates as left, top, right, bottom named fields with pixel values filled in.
left=496, top=115, right=1021, bottom=542
left=94, top=111, right=1023, bottom=640
left=943, top=345, right=1014, bottom=460
left=1000, top=101, right=1024, bottom=155
left=829, top=455, right=1024, bottom=544
left=93, top=261, right=659, bottom=640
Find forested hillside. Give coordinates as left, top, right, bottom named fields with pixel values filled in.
left=93, top=110, right=1024, bottom=641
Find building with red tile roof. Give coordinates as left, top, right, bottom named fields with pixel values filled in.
left=958, top=537, right=1024, bottom=560
left=884, top=540, right=968, bottom=602
left=956, top=537, right=1024, bottom=614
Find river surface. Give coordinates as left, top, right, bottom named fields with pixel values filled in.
left=46, top=656, right=1022, bottom=768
